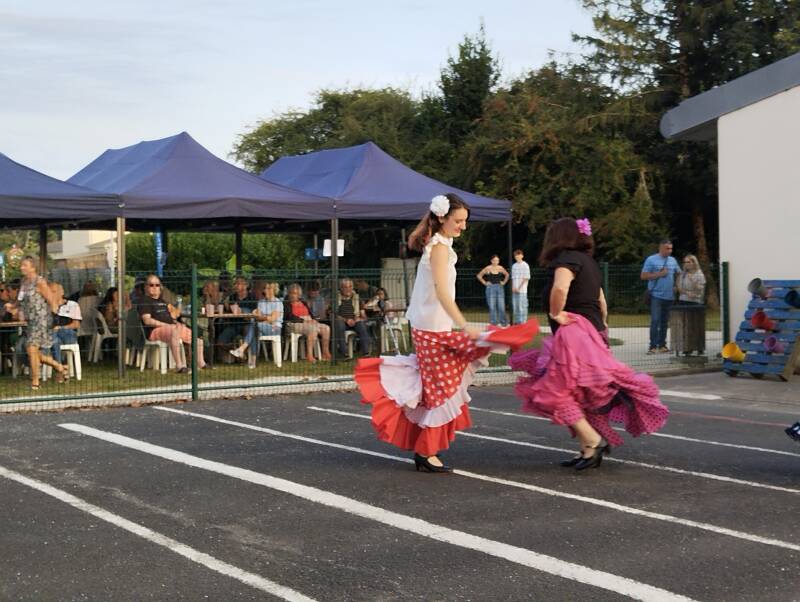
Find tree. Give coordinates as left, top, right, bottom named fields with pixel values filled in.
left=576, top=0, right=800, bottom=265
left=232, top=88, right=422, bottom=174
left=125, top=232, right=305, bottom=273
left=439, top=22, right=501, bottom=146
left=460, top=64, right=657, bottom=262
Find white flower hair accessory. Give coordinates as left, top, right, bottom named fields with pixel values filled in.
left=430, top=194, right=450, bottom=217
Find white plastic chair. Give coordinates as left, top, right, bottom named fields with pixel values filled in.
left=380, top=316, right=407, bottom=353
left=255, top=334, right=282, bottom=368
left=283, top=332, right=322, bottom=362
left=139, top=340, right=184, bottom=374
left=60, top=343, right=82, bottom=381
left=90, top=311, right=117, bottom=363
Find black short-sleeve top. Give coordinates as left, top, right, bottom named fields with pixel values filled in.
left=543, top=250, right=604, bottom=334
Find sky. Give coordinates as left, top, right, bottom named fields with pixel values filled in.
left=0, top=0, right=594, bottom=180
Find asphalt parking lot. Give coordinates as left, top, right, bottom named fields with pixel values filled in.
left=1, top=372, right=798, bottom=601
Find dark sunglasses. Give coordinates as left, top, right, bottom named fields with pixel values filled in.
left=147, top=283, right=161, bottom=287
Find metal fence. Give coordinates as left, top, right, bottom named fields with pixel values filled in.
left=0, top=263, right=725, bottom=409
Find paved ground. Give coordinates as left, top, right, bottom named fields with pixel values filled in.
left=1, top=372, right=798, bottom=601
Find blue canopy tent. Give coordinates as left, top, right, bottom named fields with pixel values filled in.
left=260, top=141, right=511, bottom=222
left=69, top=132, right=334, bottom=226
left=0, top=150, right=120, bottom=276
left=0, top=151, right=120, bottom=226
left=68, top=131, right=340, bottom=373
left=261, top=142, right=514, bottom=346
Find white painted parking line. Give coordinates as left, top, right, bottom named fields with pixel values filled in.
left=660, top=390, right=722, bottom=401
left=0, top=464, right=316, bottom=602
left=469, top=406, right=800, bottom=459
left=154, top=406, right=800, bottom=553
left=59, top=422, right=694, bottom=602
left=309, top=406, right=800, bottom=495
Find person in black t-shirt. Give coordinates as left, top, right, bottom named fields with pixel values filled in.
left=510, top=218, right=668, bottom=472
left=138, top=274, right=206, bottom=372
left=217, top=276, right=258, bottom=355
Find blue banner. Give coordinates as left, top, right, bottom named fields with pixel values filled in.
left=154, top=228, right=163, bottom=277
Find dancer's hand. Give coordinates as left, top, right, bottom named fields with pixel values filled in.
left=464, top=326, right=482, bottom=340
left=549, top=311, right=574, bottom=326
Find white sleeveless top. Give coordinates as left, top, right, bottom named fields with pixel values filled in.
left=406, top=233, right=457, bottom=332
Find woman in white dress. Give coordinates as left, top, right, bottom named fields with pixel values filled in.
left=355, top=194, right=538, bottom=472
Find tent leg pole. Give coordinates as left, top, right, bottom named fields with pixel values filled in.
left=400, top=228, right=411, bottom=349
left=116, top=217, right=126, bottom=378
left=39, top=225, right=47, bottom=275
left=313, top=233, right=319, bottom=275
left=507, top=217, right=513, bottom=324
left=235, top=226, right=243, bottom=274
left=330, top=218, right=339, bottom=365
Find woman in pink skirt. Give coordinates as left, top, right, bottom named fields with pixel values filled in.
left=355, top=193, right=538, bottom=472
left=510, top=218, right=669, bottom=470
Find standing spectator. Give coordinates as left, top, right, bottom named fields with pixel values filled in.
left=477, top=254, right=509, bottom=326
left=49, top=282, right=82, bottom=366
left=641, top=239, right=681, bottom=354
left=12, top=256, right=68, bottom=389
left=284, top=283, right=332, bottom=361
left=230, top=282, right=284, bottom=362
left=335, top=278, right=371, bottom=356
left=511, top=249, right=531, bottom=324
left=676, top=254, right=706, bottom=305
left=138, top=274, right=206, bottom=373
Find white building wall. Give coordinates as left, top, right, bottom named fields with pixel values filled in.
left=60, top=230, right=114, bottom=259
left=718, top=85, right=800, bottom=339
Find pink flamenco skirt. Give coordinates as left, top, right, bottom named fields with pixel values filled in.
left=509, top=314, right=668, bottom=447
left=355, top=320, right=539, bottom=456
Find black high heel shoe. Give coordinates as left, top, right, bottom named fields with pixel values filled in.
left=574, top=439, right=610, bottom=471
left=413, top=453, right=452, bottom=473
left=560, top=455, right=583, bottom=467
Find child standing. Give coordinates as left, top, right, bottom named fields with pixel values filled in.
left=511, top=249, right=531, bottom=325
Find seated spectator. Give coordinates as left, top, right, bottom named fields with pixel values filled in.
left=363, top=287, right=395, bottom=349
left=77, top=281, right=100, bottom=336
left=284, top=283, right=331, bottom=362
left=335, top=278, right=371, bottom=356
left=138, top=274, right=206, bottom=373
left=201, top=280, right=223, bottom=315
left=3, top=279, right=21, bottom=321
left=230, top=281, right=284, bottom=361
left=354, top=278, right=377, bottom=301
left=49, top=282, right=82, bottom=365
left=216, top=276, right=258, bottom=352
left=98, top=287, right=130, bottom=332
left=363, top=287, right=393, bottom=320
left=306, top=281, right=330, bottom=322
left=130, top=278, right=146, bottom=307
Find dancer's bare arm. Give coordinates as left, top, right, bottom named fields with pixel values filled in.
left=431, top=244, right=480, bottom=338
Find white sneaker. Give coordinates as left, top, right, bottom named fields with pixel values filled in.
left=229, top=347, right=244, bottom=359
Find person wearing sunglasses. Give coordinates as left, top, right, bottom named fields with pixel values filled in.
left=137, top=274, right=206, bottom=373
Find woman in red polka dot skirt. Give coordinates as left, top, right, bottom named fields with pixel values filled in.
left=509, top=218, right=669, bottom=471
left=355, top=193, right=539, bottom=472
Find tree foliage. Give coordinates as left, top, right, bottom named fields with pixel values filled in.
left=125, top=232, right=305, bottom=273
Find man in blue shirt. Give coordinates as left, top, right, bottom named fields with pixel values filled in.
left=641, top=239, right=681, bottom=354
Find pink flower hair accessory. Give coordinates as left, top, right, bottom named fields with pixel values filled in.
left=576, top=218, right=592, bottom=236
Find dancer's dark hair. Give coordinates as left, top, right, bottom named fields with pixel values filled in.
left=408, top=193, right=470, bottom=252
left=538, top=218, right=594, bottom=266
